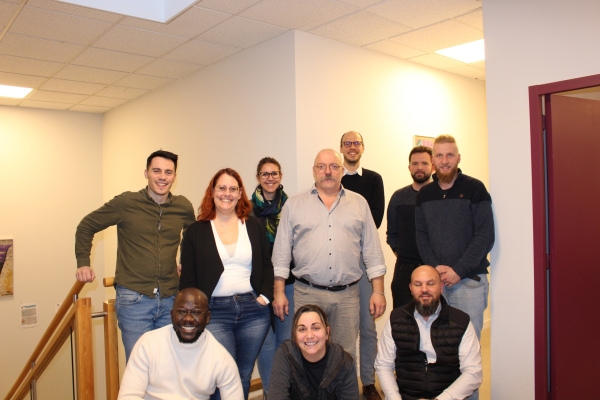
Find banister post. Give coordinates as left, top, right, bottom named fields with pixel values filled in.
left=74, top=298, right=94, bottom=400
left=103, top=299, right=119, bottom=400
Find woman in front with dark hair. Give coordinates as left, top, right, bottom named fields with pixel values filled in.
left=180, top=168, right=273, bottom=400
left=268, top=304, right=359, bottom=400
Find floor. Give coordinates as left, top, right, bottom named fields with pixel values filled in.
left=249, top=325, right=491, bottom=399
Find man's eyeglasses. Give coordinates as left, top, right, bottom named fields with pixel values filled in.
left=174, top=309, right=208, bottom=320
left=342, top=141, right=363, bottom=148
left=314, top=164, right=341, bottom=172
left=259, top=171, right=281, bottom=179
left=215, top=186, right=240, bottom=194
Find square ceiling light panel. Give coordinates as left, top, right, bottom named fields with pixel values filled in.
left=57, top=0, right=197, bottom=23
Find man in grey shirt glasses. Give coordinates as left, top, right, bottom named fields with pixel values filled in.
left=272, top=148, right=387, bottom=359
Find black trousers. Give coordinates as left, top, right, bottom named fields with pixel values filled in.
left=390, top=261, right=421, bottom=309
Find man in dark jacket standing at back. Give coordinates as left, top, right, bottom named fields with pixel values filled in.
left=415, top=134, right=494, bottom=341
left=375, top=266, right=482, bottom=400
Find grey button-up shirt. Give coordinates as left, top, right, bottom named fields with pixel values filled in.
left=272, top=185, right=386, bottom=286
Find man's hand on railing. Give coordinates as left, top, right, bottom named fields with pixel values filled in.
left=75, top=266, right=96, bottom=282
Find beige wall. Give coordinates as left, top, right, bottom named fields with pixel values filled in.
left=484, top=1, right=600, bottom=398
left=0, top=106, right=106, bottom=399
left=293, top=31, right=488, bottom=337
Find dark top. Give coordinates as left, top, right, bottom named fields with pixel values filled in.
left=386, top=184, right=422, bottom=264
left=341, top=168, right=385, bottom=228
left=268, top=340, right=359, bottom=400
left=302, top=348, right=329, bottom=399
left=415, top=170, right=495, bottom=278
left=179, top=216, right=274, bottom=300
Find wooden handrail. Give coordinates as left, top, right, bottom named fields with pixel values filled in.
left=103, top=277, right=115, bottom=287
left=5, top=280, right=85, bottom=400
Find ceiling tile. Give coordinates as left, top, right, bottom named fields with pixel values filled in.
left=11, top=6, right=112, bottom=45
left=197, top=16, right=288, bottom=49
left=95, top=85, right=149, bottom=100
left=0, top=71, right=47, bottom=88
left=0, top=54, right=64, bottom=77
left=390, top=19, right=483, bottom=52
left=0, top=1, right=19, bottom=31
left=470, top=60, right=485, bottom=70
left=113, top=74, right=173, bottom=90
left=309, top=10, right=412, bottom=47
left=165, top=39, right=241, bottom=65
left=0, top=33, right=86, bottom=63
left=20, top=99, right=72, bottom=110
left=54, top=65, right=128, bottom=85
left=407, top=53, right=465, bottom=70
left=446, top=65, right=486, bottom=80
left=27, top=90, right=88, bottom=103
left=196, top=0, right=261, bottom=14
left=137, top=59, right=204, bottom=79
left=26, top=0, right=122, bottom=22
left=72, top=47, right=155, bottom=72
left=70, top=104, right=110, bottom=113
left=455, top=9, right=483, bottom=31
left=335, top=0, right=381, bottom=7
left=240, top=0, right=357, bottom=31
left=120, top=7, right=230, bottom=38
left=94, top=25, right=188, bottom=57
left=368, top=0, right=481, bottom=29
left=364, top=39, right=426, bottom=59
left=79, top=96, right=127, bottom=107
left=40, top=78, right=105, bottom=95
left=0, top=97, right=22, bottom=106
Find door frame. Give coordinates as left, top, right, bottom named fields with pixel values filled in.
left=529, top=73, right=600, bottom=400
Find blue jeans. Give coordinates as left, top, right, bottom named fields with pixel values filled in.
left=442, top=274, right=489, bottom=340
left=207, top=291, right=270, bottom=400
left=443, top=274, right=488, bottom=400
left=256, top=283, right=294, bottom=393
left=115, top=284, right=174, bottom=362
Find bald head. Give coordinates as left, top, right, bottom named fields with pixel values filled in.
left=174, top=287, right=208, bottom=309
left=171, top=288, right=210, bottom=343
left=409, top=265, right=443, bottom=317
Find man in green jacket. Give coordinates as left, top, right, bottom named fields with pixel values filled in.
left=75, top=150, right=195, bottom=361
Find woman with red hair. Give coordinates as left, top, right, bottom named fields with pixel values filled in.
left=180, top=168, right=273, bottom=400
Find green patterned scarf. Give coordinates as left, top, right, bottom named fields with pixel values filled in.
left=251, top=185, right=288, bottom=245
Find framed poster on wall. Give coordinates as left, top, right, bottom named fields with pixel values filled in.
left=0, top=239, right=14, bottom=296
left=414, top=135, right=435, bottom=148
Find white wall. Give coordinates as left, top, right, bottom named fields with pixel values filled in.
left=0, top=106, right=106, bottom=399
left=293, top=31, right=488, bottom=337
left=484, top=1, right=600, bottom=398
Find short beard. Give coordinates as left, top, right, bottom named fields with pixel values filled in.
left=413, top=297, right=440, bottom=317
left=173, top=326, right=203, bottom=344
left=436, top=165, right=458, bottom=185
left=411, top=171, right=431, bottom=184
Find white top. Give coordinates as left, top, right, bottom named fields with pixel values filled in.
left=118, top=325, right=243, bottom=400
left=343, top=166, right=363, bottom=176
left=374, top=306, right=482, bottom=400
left=211, top=219, right=253, bottom=297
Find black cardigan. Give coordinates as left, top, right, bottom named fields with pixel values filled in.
left=179, top=216, right=274, bottom=301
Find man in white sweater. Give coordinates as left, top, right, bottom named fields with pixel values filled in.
left=118, top=288, right=243, bottom=400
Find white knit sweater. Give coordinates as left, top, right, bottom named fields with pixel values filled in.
left=118, top=325, right=243, bottom=400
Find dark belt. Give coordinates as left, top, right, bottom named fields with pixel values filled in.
left=297, top=277, right=360, bottom=292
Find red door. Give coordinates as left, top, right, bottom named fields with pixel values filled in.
left=546, top=94, right=600, bottom=398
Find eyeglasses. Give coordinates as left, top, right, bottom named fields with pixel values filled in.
left=314, top=164, right=341, bottom=172
left=215, top=185, right=239, bottom=194
left=342, top=141, right=363, bottom=148
left=259, top=171, right=281, bottom=179
left=174, top=309, right=208, bottom=320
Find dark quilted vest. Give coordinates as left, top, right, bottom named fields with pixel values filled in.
left=390, top=297, right=469, bottom=400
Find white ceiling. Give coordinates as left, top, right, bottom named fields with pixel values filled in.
left=0, top=0, right=485, bottom=113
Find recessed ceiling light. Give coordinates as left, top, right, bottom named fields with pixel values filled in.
left=0, top=84, right=33, bottom=99
left=57, top=0, right=196, bottom=23
left=435, top=39, right=485, bottom=63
